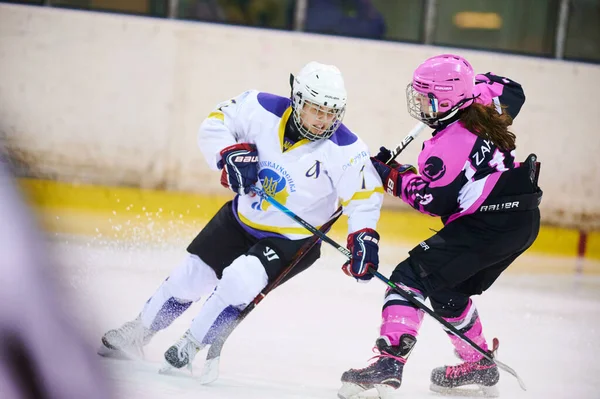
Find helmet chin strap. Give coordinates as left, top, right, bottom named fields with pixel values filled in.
left=438, top=108, right=460, bottom=123
left=428, top=94, right=480, bottom=128
left=285, top=114, right=303, bottom=142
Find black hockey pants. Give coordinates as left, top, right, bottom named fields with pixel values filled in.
left=187, top=201, right=321, bottom=283
left=390, top=208, right=540, bottom=318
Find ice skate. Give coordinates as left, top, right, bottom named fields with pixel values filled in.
left=98, top=316, right=155, bottom=359
left=160, top=329, right=205, bottom=373
left=338, top=334, right=416, bottom=399
left=430, top=343, right=500, bottom=397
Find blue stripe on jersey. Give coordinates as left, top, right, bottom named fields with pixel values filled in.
left=257, top=92, right=292, bottom=118
left=328, top=124, right=358, bottom=147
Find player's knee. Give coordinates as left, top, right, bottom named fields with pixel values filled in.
left=391, top=257, right=452, bottom=295
left=430, top=295, right=470, bottom=318
left=390, top=258, right=428, bottom=293
left=246, top=240, right=285, bottom=281
left=164, top=254, right=218, bottom=301
left=218, top=254, right=268, bottom=306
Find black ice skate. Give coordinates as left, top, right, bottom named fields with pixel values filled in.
left=160, top=330, right=205, bottom=373
left=338, top=334, right=416, bottom=399
left=430, top=339, right=500, bottom=397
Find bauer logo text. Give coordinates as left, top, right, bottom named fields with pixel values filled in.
left=480, top=201, right=520, bottom=212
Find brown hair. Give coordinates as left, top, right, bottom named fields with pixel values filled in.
left=460, top=102, right=516, bottom=151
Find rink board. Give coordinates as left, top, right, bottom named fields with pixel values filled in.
left=18, top=178, right=600, bottom=274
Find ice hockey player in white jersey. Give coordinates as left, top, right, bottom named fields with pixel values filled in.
left=98, top=61, right=384, bottom=378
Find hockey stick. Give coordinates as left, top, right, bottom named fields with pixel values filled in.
left=251, top=188, right=527, bottom=391
left=384, top=122, right=427, bottom=164
left=200, top=122, right=427, bottom=382
left=198, top=209, right=342, bottom=383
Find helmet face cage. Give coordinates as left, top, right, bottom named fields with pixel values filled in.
left=406, top=83, right=441, bottom=126
left=292, top=94, right=346, bottom=141
left=406, top=83, right=472, bottom=127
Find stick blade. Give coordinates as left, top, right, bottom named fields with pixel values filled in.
left=495, top=359, right=527, bottom=391
left=198, top=356, right=220, bottom=385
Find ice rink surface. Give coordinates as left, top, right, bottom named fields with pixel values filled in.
left=48, top=234, right=600, bottom=399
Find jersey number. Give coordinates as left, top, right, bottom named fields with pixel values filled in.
left=489, top=149, right=508, bottom=172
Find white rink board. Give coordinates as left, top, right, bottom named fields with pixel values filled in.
left=1, top=4, right=599, bottom=228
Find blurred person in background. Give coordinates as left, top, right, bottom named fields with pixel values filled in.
left=305, top=0, right=386, bottom=39
left=0, top=155, right=112, bottom=399
left=180, top=0, right=294, bottom=29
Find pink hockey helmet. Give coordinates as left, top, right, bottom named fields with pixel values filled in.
left=406, top=54, right=476, bottom=127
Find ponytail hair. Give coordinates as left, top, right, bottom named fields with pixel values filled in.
left=460, top=102, right=516, bottom=151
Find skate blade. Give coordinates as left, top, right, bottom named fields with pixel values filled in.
left=374, top=384, right=398, bottom=399
left=97, top=343, right=141, bottom=361
left=158, top=363, right=175, bottom=375
left=430, top=383, right=499, bottom=398
left=97, top=344, right=128, bottom=359
left=198, top=356, right=220, bottom=385
left=159, top=360, right=196, bottom=376
left=337, top=382, right=369, bottom=399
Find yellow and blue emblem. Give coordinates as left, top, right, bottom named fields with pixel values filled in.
left=252, top=168, right=290, bottom=211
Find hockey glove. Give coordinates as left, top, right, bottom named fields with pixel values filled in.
left=342, top=228, right=380, bottom=282
left=218, top=143, right=259, bottom=196
left=371, top=146, right=417, bottom=197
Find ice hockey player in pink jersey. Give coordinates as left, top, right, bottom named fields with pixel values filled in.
left=338, top=54, right=542, bottom=398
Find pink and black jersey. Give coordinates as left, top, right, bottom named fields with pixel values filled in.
left=399, top=73, right=533, bottom=224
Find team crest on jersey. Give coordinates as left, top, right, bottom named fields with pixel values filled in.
left=423, top=156, right=446, bottom=181
left=252, top=163, right=296, bottom=211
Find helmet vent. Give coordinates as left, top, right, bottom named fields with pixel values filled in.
left=414, top=79, right=430, bottom=89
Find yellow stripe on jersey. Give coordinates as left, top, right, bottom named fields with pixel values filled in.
left=208, top=111, right=224, bottom=121
left=237, top=211, right=323, bottom=236
left=278, top=107, right=291, bottom=150
left=278, top=107, right=311, bottom=152
left=340, top=187, right=385, bottom=207
left=282, top=140, right=295, bottom=151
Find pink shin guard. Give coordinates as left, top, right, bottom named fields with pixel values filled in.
left=444, top=299, right=488, bottom=362
left=380, top=288, right=424, bottom=348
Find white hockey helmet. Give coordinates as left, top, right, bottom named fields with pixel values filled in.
left=291, top=61, right=347, bottom=141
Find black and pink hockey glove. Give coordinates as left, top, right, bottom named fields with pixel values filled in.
left=218, top=143, right=259, bottom=195
left=342, top=228, right=380, bottom=282
left=371, top=146, right=417, bottom=197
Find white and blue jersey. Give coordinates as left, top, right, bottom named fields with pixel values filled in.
left=198, top=90, right=383, bottom=240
